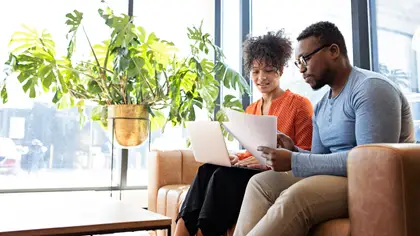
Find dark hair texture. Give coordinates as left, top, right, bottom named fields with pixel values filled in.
left=243, top=29, right=293, bottom=74
left=297, top=21, right=348, bottom=57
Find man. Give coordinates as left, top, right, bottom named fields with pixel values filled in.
left=233, top=21, right=415, bottom=236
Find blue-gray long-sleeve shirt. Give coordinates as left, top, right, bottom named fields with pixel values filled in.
left=291, top=67, right=415, bottom=177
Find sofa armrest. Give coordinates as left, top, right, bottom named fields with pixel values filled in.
left=148, top=149, right=202, bottom=212
left=348, top=144, right=420, bottom=236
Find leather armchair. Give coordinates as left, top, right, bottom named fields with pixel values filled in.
left=148, top=144, right=420, bottom=236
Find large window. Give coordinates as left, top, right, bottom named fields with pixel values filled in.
left=221, top=0, right=241, bottom=151
left=127, top=0, right=215, bottom=186
left=371, top=0, right=420, bottom=141
left=0, top=0, right=128, bottom=191
left=0, top=0, right=215, bottom=190
left=251, top=0, right=353, bottom=104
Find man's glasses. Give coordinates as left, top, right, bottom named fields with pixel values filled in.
left=294, top=44, right=331, bottom=70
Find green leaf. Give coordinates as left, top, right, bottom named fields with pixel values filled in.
left=57, top=94, right=71, bottom=109
left=136, top=26, right=147, bottom=43
left=1, top=85, right=8, bottom=103
left=91, top=105, right=103, bottom=120
left=76, top=99, right=85, bottom=112
left=188, top=107, right=196, bottom=121
left=65, top=10, right=83, bottom=58
left=150, top=110, right=165, bottom=131
left=192, top=96, right=203, bottom=109
left=147, top=32, right=158, bottom=44
left=215, top=109, right=227, bottom=121
left=127, top=57, right=145, bottom=77
left=65, top=10, right=83, bottom=32
left=22, top=79, right=32, bottom=92
left=29, top=86, right=36, bottom=98
left=52, top=90, right=62, bottom=103
left=17, top=72, right=30, bottom=84
left=42, top=71, right=54, bottom=89
left=87, top=80, right=102, bottom=94
left=223, top=94, right=242, bottom=110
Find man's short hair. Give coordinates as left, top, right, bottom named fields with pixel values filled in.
left=297, top=21, right=348, bottom=57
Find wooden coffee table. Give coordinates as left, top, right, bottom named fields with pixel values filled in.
left=0, top=200, right=172, bottom=236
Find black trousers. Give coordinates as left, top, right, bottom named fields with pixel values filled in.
left=177, top=164, right=262, bottom=236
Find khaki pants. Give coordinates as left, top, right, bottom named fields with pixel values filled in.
left=233, top=171, right=348, bottom=236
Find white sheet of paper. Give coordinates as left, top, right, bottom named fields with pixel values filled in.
left=223, top=109, right=277, bottom=165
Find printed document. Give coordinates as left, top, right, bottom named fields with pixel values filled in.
left=222, top=109, right=277, bottom=165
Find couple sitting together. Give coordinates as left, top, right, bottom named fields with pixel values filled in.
left=174, top=21, right=415, bottom=236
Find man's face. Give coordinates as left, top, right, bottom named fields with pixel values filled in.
left=294, top=36, right=333, bottom=90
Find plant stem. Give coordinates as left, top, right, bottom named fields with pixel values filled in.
left=82, top=26, right=102, bottom=74
left=79, top=60, right=114, bottom=74
left=82, top=26, right=113, bottom=98
left=57, top=64, right=96, bottom=80
left=163, top=71, right=170, bottom=96
left=132, top=57, right=156, bottom=99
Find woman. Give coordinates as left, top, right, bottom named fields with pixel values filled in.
left=174, top=30, right=314, bottom=236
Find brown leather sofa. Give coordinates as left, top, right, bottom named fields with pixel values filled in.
left=148, top=144, right=420, bottom=236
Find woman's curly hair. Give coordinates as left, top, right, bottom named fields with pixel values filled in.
left=243, top=29, right=293, bottom=74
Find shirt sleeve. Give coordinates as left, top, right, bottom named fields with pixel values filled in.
left=291, top=78, right=405, bottom=177
left=292, top=151, right=348, bottom=177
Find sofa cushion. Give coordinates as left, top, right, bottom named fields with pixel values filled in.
left=157, top=185, right=189, bottom=217
left=156, top=184, right=190, bottom=236
left=309, top=218, right=350, bottom=236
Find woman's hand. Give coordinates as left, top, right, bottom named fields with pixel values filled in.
left=277, top=132, right=297, bottom=151
left=229, top=154, right=239, bottom=165
left=235, top=156, right=270, bottom=170
left=235, top=156, right=259, bottom=166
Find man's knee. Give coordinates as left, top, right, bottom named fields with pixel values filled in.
left=243, top=171, right=280, bottom=202
left=246, top=171, right=266, bottom=190
left=275, top=176, right=348, bottom=222
left=281, top=175, right=347, bottom=202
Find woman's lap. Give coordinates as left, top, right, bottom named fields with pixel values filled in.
left=178, top=163, right=262, bottom=235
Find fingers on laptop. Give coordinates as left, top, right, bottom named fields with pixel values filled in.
left=229, top=154, right=239, bottom=164
left=236, top=156, right=258, bottom=166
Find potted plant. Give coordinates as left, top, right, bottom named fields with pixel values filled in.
left=2, top=7, right=249, bottom=147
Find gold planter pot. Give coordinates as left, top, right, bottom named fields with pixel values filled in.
left=107, top=105, right=149, bottom=147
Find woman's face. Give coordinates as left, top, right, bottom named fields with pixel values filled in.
left=251, top=61, right=282, bottom=94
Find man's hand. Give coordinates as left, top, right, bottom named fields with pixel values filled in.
left=257, top=146, right=292, bottom=172
left=277, top=132, right=297, bottom=151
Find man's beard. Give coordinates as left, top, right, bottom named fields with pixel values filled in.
left=311, top=67, right=335, bottom=91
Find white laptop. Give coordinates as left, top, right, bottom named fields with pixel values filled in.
left=187, top=121, right=264, bottom=169
left=186, top=121, right=233, bottom=167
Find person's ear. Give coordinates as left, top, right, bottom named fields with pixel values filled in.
left=329, top=44, right=340, bottom=60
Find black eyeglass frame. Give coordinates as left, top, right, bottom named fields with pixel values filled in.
left=294, top=44, right=332, bottom=69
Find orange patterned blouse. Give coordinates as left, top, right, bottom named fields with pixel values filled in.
left=237, top=89, right=314, bottom=160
